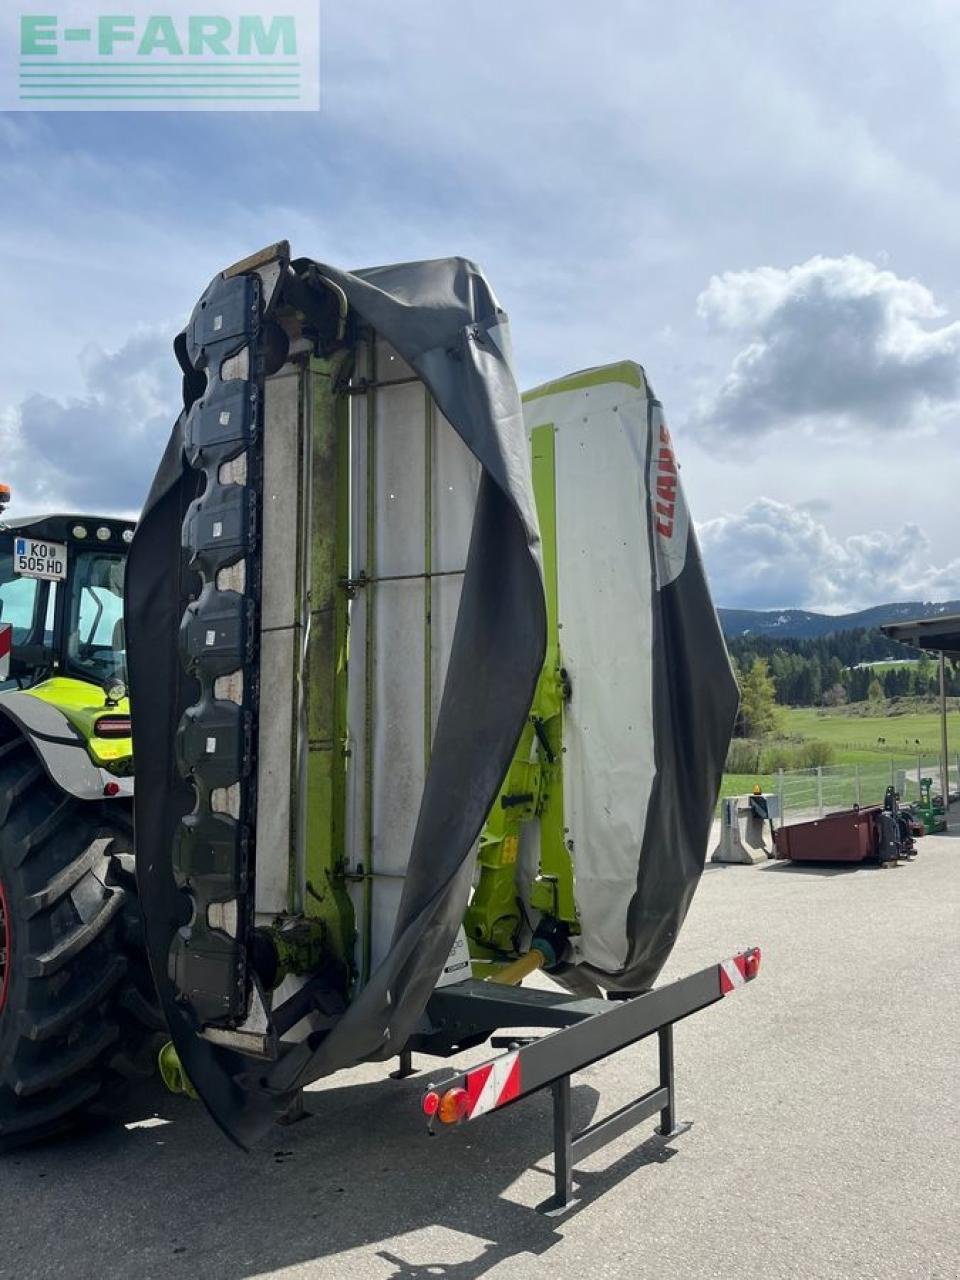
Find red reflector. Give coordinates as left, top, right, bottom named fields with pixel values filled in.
left=744, top=948, right=761, bottom=981
left=422, top=1090, right=440, bottom=1117
left=103, top=781, right=121, bottom=797
left=94, top=716, right=132, bottom=738
left=437, top=1087, right=470, bottom=1125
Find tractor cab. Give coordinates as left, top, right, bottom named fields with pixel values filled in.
left=0, top=510, right=134, bottom=774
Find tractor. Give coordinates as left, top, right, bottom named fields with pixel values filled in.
left=0, top=504, right=161, bottom=1146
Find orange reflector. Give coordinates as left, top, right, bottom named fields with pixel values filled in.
left=422, top=1090, right=440, bottom=1117
left=437, top=1087, right=470, bottom=1125
left=744, top=948, right=761, bottom=981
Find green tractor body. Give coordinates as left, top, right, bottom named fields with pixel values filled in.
left=914, top=777, right=947, bottom=835
left=0, top=510, right=159, bottom=1147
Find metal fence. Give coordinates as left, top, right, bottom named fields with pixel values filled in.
left=773, top=754, right=958, bottom=823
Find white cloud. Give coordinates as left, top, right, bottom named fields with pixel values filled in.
left=698, top=497, right=960, bottom=611
left=4, top=329, right=178, bottom=517
left=692, top=255, right=960, bottom=437
left=5, top=0, right=960, bottom=604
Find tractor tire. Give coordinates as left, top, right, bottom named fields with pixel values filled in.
left=0, top=728, right=164, bottom=1149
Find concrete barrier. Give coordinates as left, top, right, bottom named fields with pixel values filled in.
left=711, top=794, right=779, bottom=865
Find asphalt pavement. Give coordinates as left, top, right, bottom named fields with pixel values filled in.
left=2, top=829, right=958, bottom=1280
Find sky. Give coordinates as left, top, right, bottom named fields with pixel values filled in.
left=3, top=0, right=960, bottom=612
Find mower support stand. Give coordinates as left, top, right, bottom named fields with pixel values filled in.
left=418, top=957, right=761, bottom=1215
left=541, top=1022, right=688, bottom=1215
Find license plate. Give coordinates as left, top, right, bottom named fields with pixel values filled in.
left=14, top=536, right=68, bottom=581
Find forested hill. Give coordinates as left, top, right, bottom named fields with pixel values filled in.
left=725, top=626, right=960, bottom=706
left=718, top=600, right=960, bottom=640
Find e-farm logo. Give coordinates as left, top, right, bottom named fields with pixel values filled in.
left=4, top=2, right=319, bottom=110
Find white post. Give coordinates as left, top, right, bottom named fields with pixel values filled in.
left=817, top=766, right=823, bottom=818
left=778, top=768, right=785, bottom=828
left=939, top=651, right=950, bottom=826
left=855, top=763, right=861, bottom=808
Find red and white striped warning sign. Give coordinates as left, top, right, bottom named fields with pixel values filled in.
left=0, top=623, right=11, bottom=682
left=463, top=1050, right=521, bottom=1119
left=718, top=950, right=761, bottom=995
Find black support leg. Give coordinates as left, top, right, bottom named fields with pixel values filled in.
left=543, top=1075, right=576, bottom=1214
left=657, top=1023, right=676, bottom=1136
left=390, top=1048, right=415, bottom=1080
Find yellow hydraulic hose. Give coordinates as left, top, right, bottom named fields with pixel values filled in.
left=487, top=948, right=547, bottom=986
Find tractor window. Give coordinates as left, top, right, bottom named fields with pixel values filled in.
left=65, top=551, right=126, bottom=685
left=0, top=550, right=42, bottom=644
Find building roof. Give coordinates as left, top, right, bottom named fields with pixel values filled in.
left=881, top=614, right=960, bottom=657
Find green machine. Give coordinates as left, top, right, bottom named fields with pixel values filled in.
left=466, top=360, right=714, bottom=995
left=464, top=421, right=576, bottom=979
left=0, top=249, right=744, bottom=1189
left=0, top=506, right=160, bottom=1146
left=914, top=778, right=946, bottom=834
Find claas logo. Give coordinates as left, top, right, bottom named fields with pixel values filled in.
left=654, top=422, right=678, bottom=539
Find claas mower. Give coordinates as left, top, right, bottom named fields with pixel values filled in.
left=1, top=244, right=757, bottom=1206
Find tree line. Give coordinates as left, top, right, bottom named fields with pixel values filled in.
left=727, top=627, right=960, bottom=716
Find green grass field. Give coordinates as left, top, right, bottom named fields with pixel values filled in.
left=783, top=705, right=954, bottom=761
left=718, top=702, right=958, bottom=803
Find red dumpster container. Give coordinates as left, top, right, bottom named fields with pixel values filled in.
left=773, top=806, right=880, bottom=863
